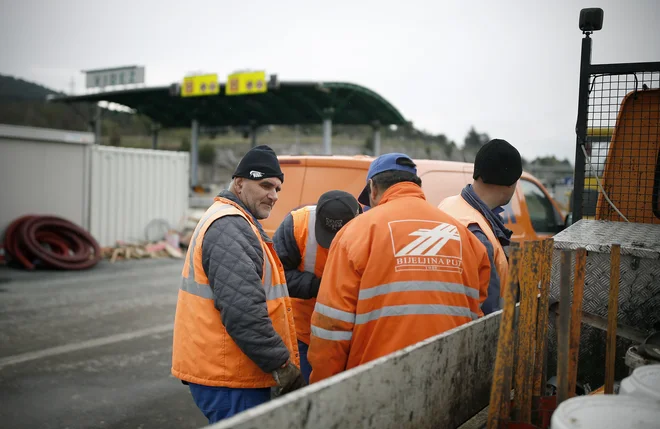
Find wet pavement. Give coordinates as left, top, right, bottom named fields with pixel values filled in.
left=0, top=258, right=207, bottom=429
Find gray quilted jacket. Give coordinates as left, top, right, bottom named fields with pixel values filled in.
left=201, top=190, right=290, bottom=373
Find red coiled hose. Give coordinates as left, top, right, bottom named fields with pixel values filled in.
left=3, top=215, right=101, bottom=270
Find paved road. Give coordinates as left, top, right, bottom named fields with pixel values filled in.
left=0, top=258, right=208, bottom=429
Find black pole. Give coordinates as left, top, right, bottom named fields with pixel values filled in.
left=94, top=104, right=102, bottom=145
left=151, top=125, right=159, bottom=150
left=250, top=121, right=258, bottom=148
left=571, top=34, right=593, bottom=223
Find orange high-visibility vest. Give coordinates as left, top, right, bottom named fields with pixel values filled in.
left=171, top=197, right=299, bottom=388
left=438, top=195, right=508, bottom=293
left=290, top=206, right=329, bottom=345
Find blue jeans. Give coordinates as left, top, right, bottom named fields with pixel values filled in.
left=188, top=383, right=270, bottom=424
left=298, top=340, right=312, bottom=384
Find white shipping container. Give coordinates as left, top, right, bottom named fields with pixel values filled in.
left=89, top=146, right=189, bottom=247
left=1, top=124, right=190, bottom=249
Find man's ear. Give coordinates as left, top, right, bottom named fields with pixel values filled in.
left=235, top=177, right=244, bottom=193
left=369, top=179, right=378, bottom=200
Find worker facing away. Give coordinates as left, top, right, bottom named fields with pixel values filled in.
left=438, top=139, right=522, bottom=315
left=307, top=153, right=491, bottom=383
left=273, top=190, right=362, bottom=383
left=171, top=145, right=305, bottom=424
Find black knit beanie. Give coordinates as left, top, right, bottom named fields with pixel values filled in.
left=232, top=145, right=284, bottom=183
left=473, top=139, right=522, bottom=186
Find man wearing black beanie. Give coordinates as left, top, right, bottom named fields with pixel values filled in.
left=438, top=139, right=523, bottom=315
left=230, top=144, right=285, bottom=219
left=172, top=145, right=305, bottom=424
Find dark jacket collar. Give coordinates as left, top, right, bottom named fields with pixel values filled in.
left=461, top=184, right=512, bottom=245
left=217, top=190, right=272, bottom=242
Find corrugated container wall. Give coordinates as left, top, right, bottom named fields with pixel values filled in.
left=90, top=146, right=189, bottom=247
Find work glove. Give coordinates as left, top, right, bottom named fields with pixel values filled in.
left=272, top=360, right=306, bottom=397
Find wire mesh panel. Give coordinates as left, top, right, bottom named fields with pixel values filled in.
left=578, top=70, right=660, bottom=224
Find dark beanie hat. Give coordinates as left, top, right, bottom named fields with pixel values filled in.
left=473, top=139, right=523, bottom=186
left=232, top=145, right=284, bottom=183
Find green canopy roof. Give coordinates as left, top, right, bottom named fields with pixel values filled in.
left=50, top=81, right=408, bottom=128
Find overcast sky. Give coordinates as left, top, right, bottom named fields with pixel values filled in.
left=1, top=0, right=658, bottom=161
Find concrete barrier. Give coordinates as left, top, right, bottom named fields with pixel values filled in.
left=207, top=310, right=501, bottom=429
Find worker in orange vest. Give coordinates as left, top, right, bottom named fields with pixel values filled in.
left=307, top=153, right=491, bottom=383
left=438, top=139, right=522, bottom=315
left=273, top=190, right=362, bottom=383
left=171, top=145, right=305, bottom=423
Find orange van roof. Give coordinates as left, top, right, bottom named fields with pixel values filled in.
left=277, top=154, right=536, bottom=180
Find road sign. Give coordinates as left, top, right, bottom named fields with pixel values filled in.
left=83, top=66, right=145, bottom=89
left=226, top=71, right=268, bottom=96
left=181, top=74, right=220, bottom=97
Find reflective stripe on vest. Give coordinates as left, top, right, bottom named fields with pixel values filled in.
left=180, top=203, right=288, bottom=301
left=179, top=202, right=229, bottom=299
left=291, top=205, right=324, bottom=345
left=303, top=206, right=318, bottom=274
left=311, top=280, right=481, bottom=341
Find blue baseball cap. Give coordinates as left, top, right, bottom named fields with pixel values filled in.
left=357, top=153, right=417, bottom=205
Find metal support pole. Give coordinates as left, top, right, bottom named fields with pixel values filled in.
left=94, top=104, right=102, bottom=145
left=372, top=122, right=381, bottom=156
left=151, top=125, right=159, bottom=150
left=568, top=248, right=587, bottom=398
left=571, top=34, right=593, bottom=222
left=487, top=243, right=521, bottom=429
left=323, top=118, right=332, bottom=155
left=605, top=244, right=622, bottom=394
left=556, top=250, right=572, bottom=405
left=295, top=124, right=300, bottom=154
left=191, top=119, right=199, bottom=187
left=251, top=123, right=258, bottom=148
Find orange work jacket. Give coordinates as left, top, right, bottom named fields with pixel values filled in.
left=171, top=197, right=299, bottom=388
left=308, top=182, right=490, bottom=383
left=290, top=206, right=329, bottom=345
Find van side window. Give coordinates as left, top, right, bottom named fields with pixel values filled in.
left=520, top=180, right=558, bottom=233
left=654, top=150, right=660, bottom=219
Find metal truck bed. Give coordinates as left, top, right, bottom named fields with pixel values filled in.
left=547, top=219, right=660, bottom=389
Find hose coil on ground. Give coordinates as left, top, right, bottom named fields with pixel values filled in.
left=3, top=215, right=101, bottom=270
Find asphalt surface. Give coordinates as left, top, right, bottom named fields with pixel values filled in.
left=0, top=258, right=208, bottom=429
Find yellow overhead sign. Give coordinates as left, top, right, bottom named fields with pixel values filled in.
left=226, top=71, right=267, bottom=96
left=181, top=74, right=219, bottom=97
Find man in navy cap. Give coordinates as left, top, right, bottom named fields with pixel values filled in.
left=307, top=152, right=490, bottom=383
left=356, top=152, right=419, bottom=207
